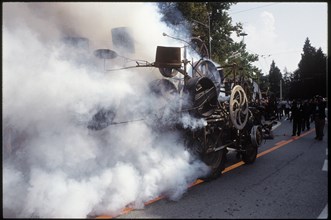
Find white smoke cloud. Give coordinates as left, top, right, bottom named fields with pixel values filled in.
left=3, top=2, right=211, bottom=218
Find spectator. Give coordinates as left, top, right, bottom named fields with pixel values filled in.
left=311, top=95, right=327, bottom=141
left=301, top=99, right=312, bottom=131
left=291, top=99, right=304, bottom=136
left=281, top=100, right=286, bottom=118
left=287, top=100, right=293, bottom=122
left=276, top=100, right=283, bottom=120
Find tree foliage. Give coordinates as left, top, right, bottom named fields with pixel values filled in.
left=282, top=67, right=292, bottom=99
left=157, top=5, right=327, bottom=100
left=157, top=2, right=261, bottom=78
left=289, top=38, right=327, bottom=99
left=267, top=60, right=282, bottom=98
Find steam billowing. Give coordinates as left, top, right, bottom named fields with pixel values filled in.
left=3, top=2, right=210, bottom=218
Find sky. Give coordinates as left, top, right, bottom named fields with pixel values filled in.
left=228, top=2, right=328, bottom=74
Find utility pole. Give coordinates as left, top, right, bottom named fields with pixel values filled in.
left=208, top=13, right=211, bottom=59
left=280, top=79, right=282, bottom=101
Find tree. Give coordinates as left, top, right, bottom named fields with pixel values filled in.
left=289, top=37, right=327, bottom=98
left=259, top=74, right=270, bottom=97
left=314, top=47, right=327, bottom=97
left=157, top=2, right=262, bottom=79
left=282, top=67, right=292, bottom=99
left=268, top=60, right=282, bottom=98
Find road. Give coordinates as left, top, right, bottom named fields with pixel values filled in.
left=97, top=118, right=328, bottom=219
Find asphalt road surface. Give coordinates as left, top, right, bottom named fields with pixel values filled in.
left=97, top=117, right=328, bottom=219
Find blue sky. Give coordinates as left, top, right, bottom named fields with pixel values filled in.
left=228, top=2, right=328, bottom=74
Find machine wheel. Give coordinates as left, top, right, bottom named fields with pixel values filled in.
left=199, top=133, right=227, bottom=181
left=229, top=85, right=249, bottom=130
left=200, top=148, right=227, bottom=181
left=192, top=59, right=221, bottom=94
left=184, top=131, right=227, bottom=181
left=242, top=80, right=253, bottom=103
left=242, top=144, right=257, bottom=164
left=190, top=37, right=209, bottom=59
left=159, top=68, right=178, bottom=78
left=250, top=125, right=263, bottom=148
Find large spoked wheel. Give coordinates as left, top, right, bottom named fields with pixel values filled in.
left=242, top=80, right=253, bottom=103
left=229, top=85, right=249, bottom=130
left=192, top=59, right=221, bottom=94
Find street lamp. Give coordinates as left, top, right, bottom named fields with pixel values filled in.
left=239, top=32, right=248, bottom=44
left=191, top=14, right=211, bottom=59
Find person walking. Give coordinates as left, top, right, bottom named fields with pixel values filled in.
left=311, top=95, right=327, bottom=140
left=288, top=99, right=293, bottom=122
left=291, top=99, right=304, bottom=136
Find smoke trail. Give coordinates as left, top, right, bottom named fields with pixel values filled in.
left=3, top=2, right=211, bottom=218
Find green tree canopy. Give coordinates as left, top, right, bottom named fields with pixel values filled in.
left=157, top=2, right=261, bottom=79
left=289, top=37, right=327, bottom=99
left=268, top=60, right=282, bottom=98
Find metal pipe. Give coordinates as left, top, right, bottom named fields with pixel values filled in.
left=208, top=14, right=211, bottom=59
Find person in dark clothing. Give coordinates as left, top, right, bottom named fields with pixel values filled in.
left=291, top=99, right=304, bottom=136
left=311, top=95, right=327, bottom=140
left=301, top=99, right=312, bottom=131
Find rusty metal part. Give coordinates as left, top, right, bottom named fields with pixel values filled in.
left=190, top=37, right=209, bottom=59
left=192, top=59, right=221, bottom=94
left=154, top=46, right=182, bottom=68
left=158, top=67, right=179, bottom=78
left=183, top=76, right=218, bottom=117
left=250, top=125, right=263, bottom=147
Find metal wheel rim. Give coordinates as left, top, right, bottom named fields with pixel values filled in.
left=229, top=85, right=249, bottom=130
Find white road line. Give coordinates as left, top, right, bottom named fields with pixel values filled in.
left=317, top=204, right=328, bottom=219
left=322, top=160, right=328, bottom=171
left=322, top=148, right=328, bottom=171
left=271, top=121, right=282, bottom=131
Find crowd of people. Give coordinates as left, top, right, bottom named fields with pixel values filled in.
left=258, top=95, right=327, bottom=141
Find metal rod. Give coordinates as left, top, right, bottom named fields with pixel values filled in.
left=109, top=118, right=145, bottom=125
left=208, top=14, right=211, bottom=59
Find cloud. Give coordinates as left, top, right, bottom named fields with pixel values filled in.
left=245, top=11, right=277, bottom=55
left=240, top=10, right=298, bottom=73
